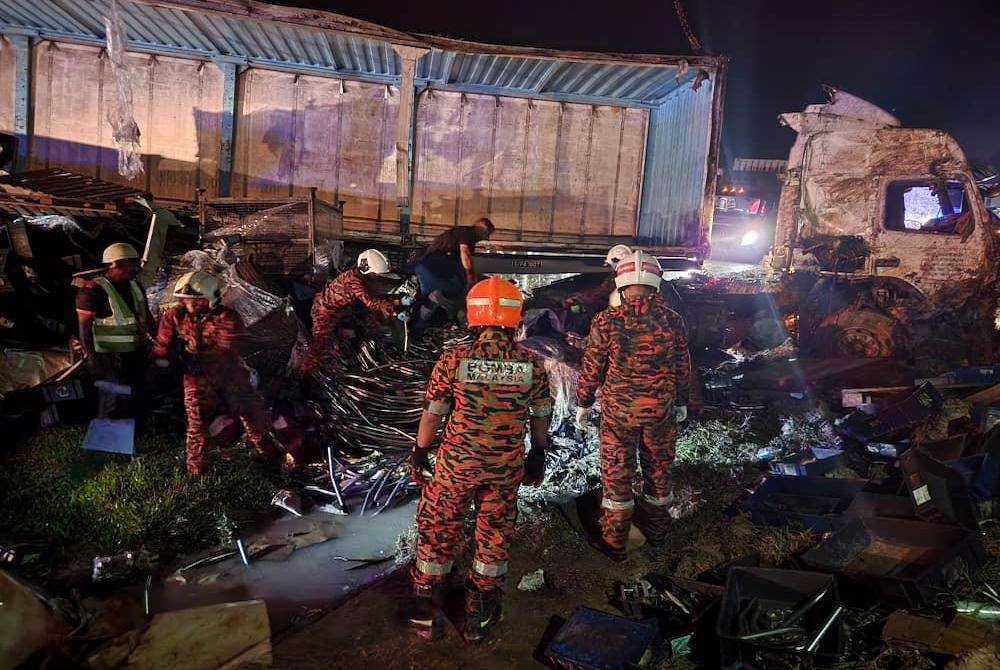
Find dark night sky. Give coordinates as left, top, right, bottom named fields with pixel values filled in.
left=276, top=0, right=1000, bottom=167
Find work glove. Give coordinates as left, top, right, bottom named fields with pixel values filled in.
left=410, top=448, right=433, bottom=487
left=674, top=405, right=688, bottom=423
left=522, top=448, right=546, bottom=486
left=575, top=406, right=592, bottom=430
left=154, top=358, right=170, bottom=369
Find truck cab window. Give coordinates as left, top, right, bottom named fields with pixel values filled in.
left=884, top=179, right=972, bottom=235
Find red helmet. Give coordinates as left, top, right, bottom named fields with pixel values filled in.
left=466, top=277, right=523, bottom=328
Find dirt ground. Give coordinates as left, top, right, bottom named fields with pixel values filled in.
left=269, top=465, right=817, bottom=670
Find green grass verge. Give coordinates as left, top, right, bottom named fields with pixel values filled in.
left=0, top=426, right=277, bottom=564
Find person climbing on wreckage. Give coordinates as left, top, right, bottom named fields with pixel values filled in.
left=303, top=249, right=413, bottom=376
left=152, top=270, right=284, bottom=476
left=407, top=276, right=553, bottom=642
left=575, top=250, right=692, bottom=562
left=409, top=217, right=495, bottom=334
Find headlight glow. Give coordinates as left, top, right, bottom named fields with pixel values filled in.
left=740, top=229, right=760, bottom=247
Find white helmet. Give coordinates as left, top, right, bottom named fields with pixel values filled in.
left=357, top=249, right=390, bottom=275
left=604, top=244, right=633, bottom=267
left=102, top=242, right=140, bottom=264
left=174, top=270, right=222, bottom=308
left=614, top=250, right=662, bottom=290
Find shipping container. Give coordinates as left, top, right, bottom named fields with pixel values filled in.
left=0, top=0, right=726, bottom=265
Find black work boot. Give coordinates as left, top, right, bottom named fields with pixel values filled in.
left=463, top=583, right=503, bottom=642
left=408, top=583, right=446, bottom=640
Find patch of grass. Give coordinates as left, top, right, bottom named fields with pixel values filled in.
left=0, top=426, right=276, bottom=564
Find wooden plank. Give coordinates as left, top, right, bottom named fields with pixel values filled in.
left=966, top=383, right=1000, bottom=407
left=88, top=599, right=271, bottom=670
left=883, top=612, right=999, bottom=656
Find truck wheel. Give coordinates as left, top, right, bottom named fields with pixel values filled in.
left=810, top=308, right=904, bottom=358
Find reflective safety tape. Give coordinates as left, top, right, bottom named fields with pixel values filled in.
left=415, top=558, right=453, bottom=576
left=497, top=297, right=522, bottom=307
left=601, top=497, right=635, bottom=511
left=472, top=559, right=508, bottom=577
left=457, top=358, right=532, bottom=385
left=529, top=401, right=554, bottom=418
left=466, top=297, right=492, bottom=306
left=427, top=401, right=451, bottom=415
left=643, top=492, right=675, bottom=507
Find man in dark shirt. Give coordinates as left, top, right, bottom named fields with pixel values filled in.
left=412, top=218, right=494, bottom=330
left=76, top=243, right=154, bottom=419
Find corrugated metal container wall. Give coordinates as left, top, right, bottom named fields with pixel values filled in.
left=0, top=37, right=14, bottom=134
left=638, top=78, right=716, bottom=247
left=24, top=40, right=222, bottom=200
left=232, top=68, right=398, bottom=231
left=411, top=89, right=647, bottom=243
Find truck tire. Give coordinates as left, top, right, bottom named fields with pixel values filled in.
left=810, top=307, right=904, bottom=358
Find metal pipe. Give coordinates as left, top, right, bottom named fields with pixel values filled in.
left=236, top=539, right=251, bottom=566
left=803, top=606, right=843, bottom=653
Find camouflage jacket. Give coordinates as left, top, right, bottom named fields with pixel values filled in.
left=152, top=305, right=247, bottom=374
left=425, top=329, right=553, bottom=484
left=576, top=293, right=691, bottom=423
left=311, top=267, right=395, bottom=325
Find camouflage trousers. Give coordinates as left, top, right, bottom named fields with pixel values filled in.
left=599, top=412, right=677, bottom=550
left=182, top=370, right=269, bottom=475
left=303, top=312, right=351, bottom=377
left=412, top=474, right=520, bottom=592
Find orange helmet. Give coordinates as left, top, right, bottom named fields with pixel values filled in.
left=466, top=277, right=523, bottom=328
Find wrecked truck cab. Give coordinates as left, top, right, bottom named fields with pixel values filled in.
left=766, top=88, right=999, bottom=361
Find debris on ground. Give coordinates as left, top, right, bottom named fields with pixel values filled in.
left=86, top=599, right=271, bottom=670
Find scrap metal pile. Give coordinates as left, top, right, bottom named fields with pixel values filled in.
left=540, top=346, right=1000, bottom=669
left=296, top=330, right=473, bottom=517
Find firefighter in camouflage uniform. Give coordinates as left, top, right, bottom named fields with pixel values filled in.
left=576, top=250, right=691, bottom=561
left=408, top=277, right=553, bottom=642
left=304, top=249, right=409, bottom=375
left=152, top=271, right=278, bottom=475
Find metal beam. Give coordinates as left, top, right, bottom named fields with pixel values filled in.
left=418, top=81, right=654, bottom=110
left=10, top=33, right=31, bottom=172
left=392, top=45, right=428, bottom=241
left=216, top=60, right=238, bottom=196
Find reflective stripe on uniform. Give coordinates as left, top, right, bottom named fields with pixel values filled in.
left=529, top=401, right=553, bottom=418
left=601, top=497, right=635, bottom=511
left=427, top=401, right=451, bottom=415
left=643, top=492, right=675, bottom=507
left=415, top=558, right=453, bottom=576
left=472, top=559, right=508, bottom=577
left=92, top=277, right=146, bottom=353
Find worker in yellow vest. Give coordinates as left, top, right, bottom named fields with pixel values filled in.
left=76, top=243, right=154, bottom=420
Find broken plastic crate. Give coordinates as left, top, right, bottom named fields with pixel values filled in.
left=716, top=567, right=845, bottom=665
left=899, top=446, right=979, bottom=528
left=837, top=383, right=943, bottom=442
left=801, top=517, right=985, bottom=608
left=769, top=447, right=844, bottom=477
left=744, top=476, right=867, bottom=531
left=544, top=606, right=660, bottom=670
